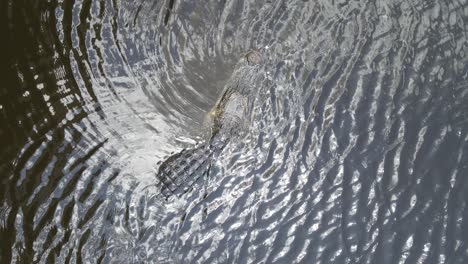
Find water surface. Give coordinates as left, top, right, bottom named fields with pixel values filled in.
left=1, top=0, right=468, bottom=263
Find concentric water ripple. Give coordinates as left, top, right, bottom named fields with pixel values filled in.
left=1, top=0, right=468, bottom=263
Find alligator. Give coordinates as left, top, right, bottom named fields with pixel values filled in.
left=155, top=50, right=264, bottom=199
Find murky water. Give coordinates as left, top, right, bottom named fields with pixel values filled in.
left=1, top=0, right=468, bottom=263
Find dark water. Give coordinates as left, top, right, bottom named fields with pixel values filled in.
left=1, top=0, right=468, bottom=263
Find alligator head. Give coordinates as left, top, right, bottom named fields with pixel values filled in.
left=207, top=50, right=265, bottom=146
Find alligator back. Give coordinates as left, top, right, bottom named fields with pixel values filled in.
left=155, top=144, right=213, bottom=199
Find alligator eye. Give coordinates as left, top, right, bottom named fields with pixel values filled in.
left=245, top=50, right=262, bottom=65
